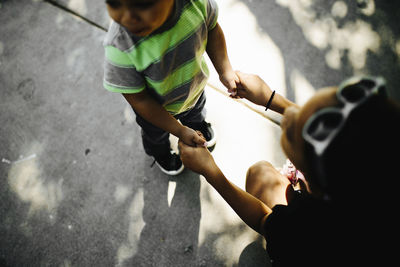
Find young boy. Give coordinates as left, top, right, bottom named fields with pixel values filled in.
left=103, top=0, right=238, bottom=175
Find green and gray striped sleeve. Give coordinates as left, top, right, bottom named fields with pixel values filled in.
left=103, top=23, right=145, bottom=94
left=206, top=0, right=219, bottom=30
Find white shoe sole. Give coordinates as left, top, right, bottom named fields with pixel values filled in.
left=155, top=162, right=184, bottom=175
left=206, top=124, right=217, bottom=148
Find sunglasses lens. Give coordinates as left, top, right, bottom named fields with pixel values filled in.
left=307, top=112, right=343, bottom=141
left=341, top=85, right=367, bottom=103
left=358, top=79, right=376, bottom=89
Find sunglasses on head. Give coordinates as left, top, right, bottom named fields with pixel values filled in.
left=302, top=76, right=386, bottom=189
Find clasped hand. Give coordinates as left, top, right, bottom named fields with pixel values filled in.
left=179, top=71, right=273, bottom=176
left=178, top=131, right=217, bottom=177
left=220, top=71, right=273, bottom=108
left=178, top=126, right=207, bottom=147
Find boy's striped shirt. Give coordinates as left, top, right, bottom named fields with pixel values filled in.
left=103, top=0, right=218, bottom=115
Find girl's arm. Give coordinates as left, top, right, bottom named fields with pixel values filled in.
left=235, top=71, right=300, bottom=115
left=206, top=166, right=272, bottom=234
left=178, top=140, right=272, bottom=234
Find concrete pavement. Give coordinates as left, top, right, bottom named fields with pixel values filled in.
left=1, top=0, right=399, bottom=266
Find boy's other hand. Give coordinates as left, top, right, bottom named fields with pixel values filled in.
left=178, top=126, right=207, bottom=147
left=219, top=70, right=239, bottom=97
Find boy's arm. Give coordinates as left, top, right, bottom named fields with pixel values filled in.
left=123, top=91, right=206, bottom=146
left=206, top=23, right=239, bottom=92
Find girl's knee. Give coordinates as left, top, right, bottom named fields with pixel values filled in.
left=247, top=161, right=274, bottom=178
left=246, top=161, right=276, bottom=191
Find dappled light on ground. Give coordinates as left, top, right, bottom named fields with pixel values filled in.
left=2, top=0, right=399, bottom=266
left=290, top=68, right=316, bottom=105
left=67, top=0, right=87, bottom=15
left=276, top=0, right=380, bottom=71
left=213, top=0, right=286, bottom=96
left=7, top=142, right=63, bottom=216
left=198, top=179, right=264, bottom=266
left=116, top=188, right=145, bottom=266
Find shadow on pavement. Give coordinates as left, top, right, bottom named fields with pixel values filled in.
left=238, top=0, right=400, bottom=102
left=0, top=0, right=203, bottom=266
left=7, top=0, right=399, bottom=266
left=126, top=168, right=202, bottom=267
left=238, top=239, right=271, bottom=267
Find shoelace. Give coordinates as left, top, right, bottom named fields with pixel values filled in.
left=150, top=159, right=156, bottom=168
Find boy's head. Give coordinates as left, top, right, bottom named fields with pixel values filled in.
left=105, top=0, right=175, bottom=36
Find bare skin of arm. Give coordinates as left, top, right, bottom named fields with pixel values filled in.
left=235, top=71, right=300, bottom=114
left=122, top=24, right=235, bottom=147
left=178, top=140, right=272, bottom=234
left=206, top=23, right=239, bottom=92
left=178, top=72, right=302, bottom=234
left=204, top=166, right=272, bottom=234
left=123, top=90, right=206, bottom=146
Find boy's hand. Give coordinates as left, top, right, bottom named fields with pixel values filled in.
left=219, top=70, right=240, bottom=96
left=178, top=126, right=207, bottom=147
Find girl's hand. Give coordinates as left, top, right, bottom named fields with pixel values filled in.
left=178, top=132, right=218, bottom=177
left=235, top=71, right=272, bottom=106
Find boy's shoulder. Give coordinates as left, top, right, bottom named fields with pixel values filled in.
left=103, top=21, right=142, bottom=52
left=103, top=0, right=213, bottom=52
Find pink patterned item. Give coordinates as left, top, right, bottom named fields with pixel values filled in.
left=280, top=159, right=305, bottom=185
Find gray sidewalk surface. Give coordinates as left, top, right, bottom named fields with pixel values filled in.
left=1, top=0, right=399, bottom=266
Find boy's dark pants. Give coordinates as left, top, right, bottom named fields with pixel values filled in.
left=134, top=92, right=206, bottom=158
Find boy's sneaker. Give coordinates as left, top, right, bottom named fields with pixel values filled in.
left=152, top=150, right=184, bottom=176
left=188, top=121, right=217, bottom=149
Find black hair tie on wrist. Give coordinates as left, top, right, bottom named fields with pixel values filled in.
left=265, top=90, right=275, bottom=111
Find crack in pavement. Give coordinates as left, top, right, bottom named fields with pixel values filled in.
left=43, top=0, right=107, bottom=32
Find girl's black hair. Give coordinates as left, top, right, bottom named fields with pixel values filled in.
left=305, top=95, right=400, bottom=204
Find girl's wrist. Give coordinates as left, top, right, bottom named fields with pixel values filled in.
left=204, top=165, right=224, bottom=184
